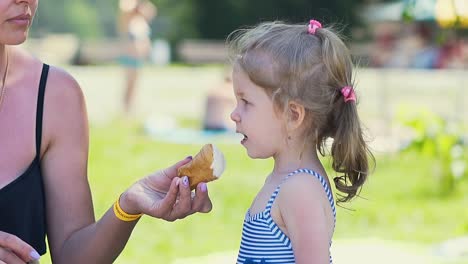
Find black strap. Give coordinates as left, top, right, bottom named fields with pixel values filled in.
left=36, top=64, right=49, bottom=158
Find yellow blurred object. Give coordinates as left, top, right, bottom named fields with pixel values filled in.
left=435, top=0, right=468, bottom=28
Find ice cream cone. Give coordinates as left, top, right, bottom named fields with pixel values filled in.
left=177, top=144, right=225, bottom=190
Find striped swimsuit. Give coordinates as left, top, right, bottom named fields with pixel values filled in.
left=237, top=168, right=337, bottom=264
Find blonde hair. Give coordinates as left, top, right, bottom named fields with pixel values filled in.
left=227, top=21, right=374, bottom=203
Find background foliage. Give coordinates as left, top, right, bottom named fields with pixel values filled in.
left=33, top=0, right=367, bottom=41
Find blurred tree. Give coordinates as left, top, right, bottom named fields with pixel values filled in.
left=31, top=0, right=370, bottom=47
left=65, top=0, right=101, bottom=38
left=192, top=0, right=367, bottom=39
left=151, top=0, right=199, bottom=40
left=95, top=0, right=120, bottom=37
left=32, top=0, right=117, bottom=39
left=31, top=0, right=67, bottom=37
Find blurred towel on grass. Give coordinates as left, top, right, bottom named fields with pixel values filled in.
left=143, top=115, right=241, bottom=145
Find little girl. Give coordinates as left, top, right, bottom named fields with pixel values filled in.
left=228, top=20, right=373, bottom=263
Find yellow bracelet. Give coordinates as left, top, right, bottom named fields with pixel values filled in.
left=113, top=196, right=143, bottom=222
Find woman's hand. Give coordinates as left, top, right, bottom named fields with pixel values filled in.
left=0, top=231, right=40, bottom=264
left=120, top=156, right=213, bottom=221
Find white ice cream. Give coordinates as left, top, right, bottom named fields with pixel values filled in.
left=210, top=144, right=226, bottom=177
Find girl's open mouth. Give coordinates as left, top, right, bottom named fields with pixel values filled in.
left=241, top=134, right=248, bottom=144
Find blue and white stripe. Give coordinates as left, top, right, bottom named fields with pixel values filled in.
left=237, top=168, right=336, bottom=264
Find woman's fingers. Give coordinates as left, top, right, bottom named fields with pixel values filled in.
left=152, top=177, right=181, bottom=219
left=0, top=232, right=39, bottom=263
left=0, top=247, right=26, bottom=264
left=168, top=176, right=192, bottom=220
left=144, top=156, right=193, bottom=194
left=160, top=156, right=193, bottom=181
left=192, top=182, right=212, bottom=213
left=146, top=175, right=213, bottom=221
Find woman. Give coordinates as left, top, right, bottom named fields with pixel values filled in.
left=0, top=1, right=212, bottom=263
left=118, top=0, right=156, bottom=113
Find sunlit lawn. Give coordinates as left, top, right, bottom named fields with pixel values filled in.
left=36, top=120, right=468, bottom=264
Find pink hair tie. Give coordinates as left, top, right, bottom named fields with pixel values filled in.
left=308, top=19, right=322, bottom=35
left=341, top=86, right=356, bottom=103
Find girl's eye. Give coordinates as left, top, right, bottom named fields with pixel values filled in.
left=241, top=99, right=249, bottom=104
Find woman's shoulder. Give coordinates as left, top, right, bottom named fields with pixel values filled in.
left=40, top=64, right=87, bottom=148
left=12, top=48, right=88, bottom=153
left=46, top=65, right=82, bottom=93
left=45, top=65, right=86, bottom=114
left=12, top=47, right=84, bottom=105
left=14, top=47, right=82, bottom=97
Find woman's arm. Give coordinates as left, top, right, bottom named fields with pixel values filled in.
left=278, top=173, right=331, bottom=264
left=40, top=66, right=96, bottom=263
left=41, top=67, right=211, bottom=264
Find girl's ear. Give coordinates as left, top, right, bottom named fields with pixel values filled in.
left=287, top=101, right=305, bottom=130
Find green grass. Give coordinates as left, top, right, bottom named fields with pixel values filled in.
left=38, top=120, right=468, bottom=263
left=334, top=152, right=468, bottom=242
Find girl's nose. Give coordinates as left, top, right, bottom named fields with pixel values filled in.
left=230, top=108, right=240, bottom=123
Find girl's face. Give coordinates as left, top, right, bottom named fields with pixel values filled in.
left=0, top=0, right=38, bottom=45
left=230, top=64, right=287, bottom=159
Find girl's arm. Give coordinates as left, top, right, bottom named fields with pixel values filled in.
left=277, top=173, right=331, bottom=264
left=40, top=67, right=210, bottom=264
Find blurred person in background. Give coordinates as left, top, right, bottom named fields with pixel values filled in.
left=370, top=23, right=398, bottom=68
left=409, top=22, right=439, bottom=69
left=0, top=0, right=211, bottom=263
left=202, top=67, right=236, bottom=132
left=435, top=32, right=465, bottom=69
left=118, top=0, right=156, bottom=114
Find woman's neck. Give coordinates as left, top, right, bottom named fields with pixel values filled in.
left=0, top=45, right=6, bottom=69
left=0, top=45, right=8, bottom=86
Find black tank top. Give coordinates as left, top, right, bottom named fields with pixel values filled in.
left=0, top=64, right=49, bottom=255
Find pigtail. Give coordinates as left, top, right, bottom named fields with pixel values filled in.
left=331, top=101, right=372, bottom=203
left=317, top=27, right=374, bottom=203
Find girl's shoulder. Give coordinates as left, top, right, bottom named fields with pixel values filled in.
left=274, top=172, right=332, bottom=224
left=275, top=171, right=335, bottom=223
left=279, top=171, right=329, bottom=198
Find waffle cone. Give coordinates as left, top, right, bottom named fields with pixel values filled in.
left=177, top=144, right=220, bottom=190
